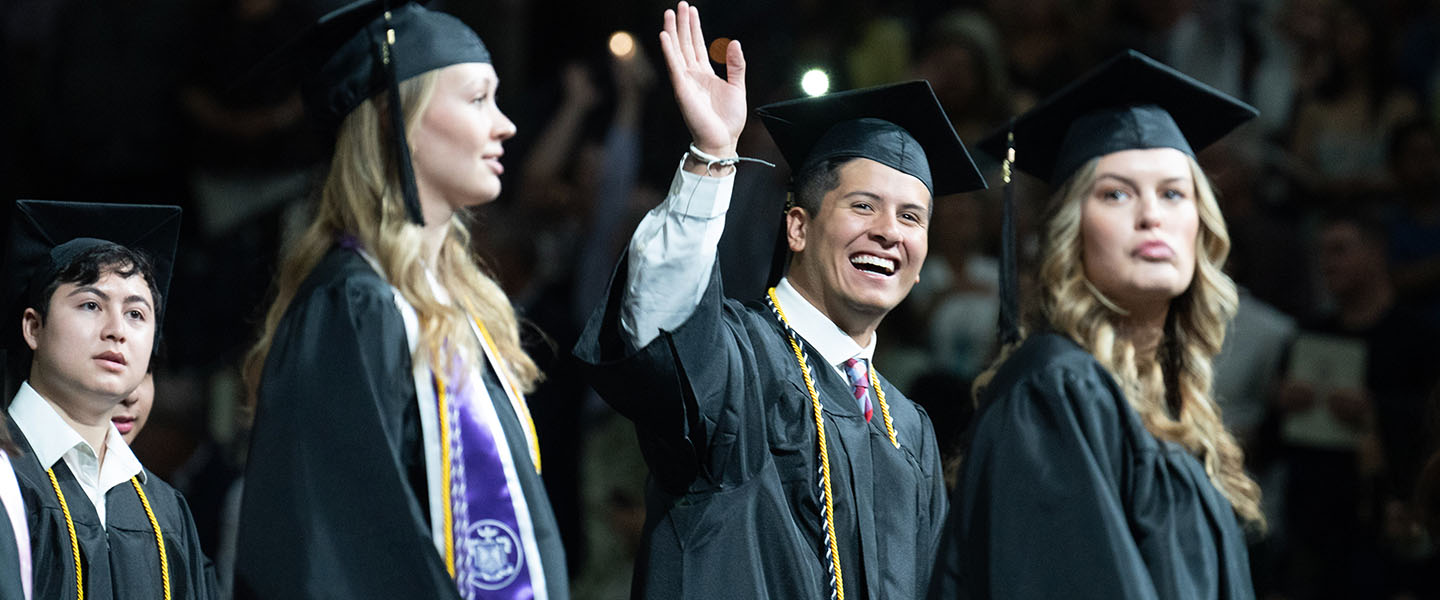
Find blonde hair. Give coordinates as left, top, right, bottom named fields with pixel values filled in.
left=980, top=155, right=1263, bottom=528
left=245, top=70, right=540, bottom=401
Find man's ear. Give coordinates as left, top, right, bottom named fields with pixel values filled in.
left=785, top=206, right=810, bottom=254
left=21, top=308, right=42, bottom=351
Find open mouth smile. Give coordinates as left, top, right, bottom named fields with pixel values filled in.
left=850, top=254, right=896, bottom=276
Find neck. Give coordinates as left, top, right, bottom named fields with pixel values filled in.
left=27, top=377, right=112, bottom=464
left=1336, top=282, right=1394, bottom=330
left=420, top=213, right=450, bottom=265
left=787, top=276, right=881, bottom=347
left=1117, top=302, right=1169, bottom=365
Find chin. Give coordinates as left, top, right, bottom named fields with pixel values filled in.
left=844, top=288, right=903, bottom=316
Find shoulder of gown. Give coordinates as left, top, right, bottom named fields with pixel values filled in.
left=236, top=246, right=458, bottom=600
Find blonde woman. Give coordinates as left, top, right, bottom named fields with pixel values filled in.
left=235, top=2, right=566, bottom=599
left=929, top=51, right=1263, bottom=599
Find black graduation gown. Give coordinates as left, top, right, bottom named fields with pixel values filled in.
left=235, top=247, right=568, bottom=600
left=5, top=420, right=216, bottom=600
left=0, top=490, right=25, bottom=600
left=574, top=258, right=948, bottom=600
left=929, top=333, right=1254, bottom=599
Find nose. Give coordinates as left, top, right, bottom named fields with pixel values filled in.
left=870, top=213, right=903, bottom=246
left=1136, top=192, right=1162, bottom=230
left=101, top=310, right=126, bottom=343
left=494, top=106, right=517, bottom=142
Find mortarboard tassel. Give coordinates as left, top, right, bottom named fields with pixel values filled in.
left=998, top=125, right=1020, bottom=347
left=380, top=5, right=426, bottom=226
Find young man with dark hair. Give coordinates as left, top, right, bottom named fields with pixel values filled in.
left=575, top=4, right=986, bottom=598
left=3, top=200, right=215, bottom=599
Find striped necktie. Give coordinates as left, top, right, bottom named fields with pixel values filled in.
left=843, top=358, right=873, bottom=422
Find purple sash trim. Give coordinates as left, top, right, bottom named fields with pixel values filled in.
left=445, top=357, right=534, bottom=600
left=337, top=233, right=363, bottom=250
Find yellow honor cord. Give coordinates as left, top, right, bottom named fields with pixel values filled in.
left=435, top=372, right=457, bottom=578
left=436, top=317, right=541, bottom=578
left=767, top=288, right=845, bottom=600
left=131, top=478, right=171, bottom=600
left=474, top=319, right=542, bottom=474
left=47, top=470, right=170, bottom=600
left=871, top=368, right=899, bottom=448
left=47, top=469, right=83, bottom=600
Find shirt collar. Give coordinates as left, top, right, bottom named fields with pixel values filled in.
left=774, top=277, right=876, bottom=367
left=7, top=381, right=146, bottom=484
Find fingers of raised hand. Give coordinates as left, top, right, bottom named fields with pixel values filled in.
left=687, top=4, right=709, bottom=65
left=673, top=2, right=697, bottom=65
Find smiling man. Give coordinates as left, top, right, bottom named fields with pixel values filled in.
left=574, top=4, right=985, bottom=598
left=2, top=200, right=215, bottom=599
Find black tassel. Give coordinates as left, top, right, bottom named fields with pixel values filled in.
left=381, top=6, right=426, bottom=226
left=998, top=125, right=1020, bottom=346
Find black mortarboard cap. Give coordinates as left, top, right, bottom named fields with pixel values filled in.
left=249, top=0, right=491, bottom=225
left=756, top=81, right=987, bottom=196
left=295, top=0, right=491, bottom=128
left=978, top=49, right=1258, bottom=186
left=980, top=49, right=1257, bottom=346
left=3, top=200, right=182, bottom=341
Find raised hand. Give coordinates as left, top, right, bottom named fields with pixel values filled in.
left=658, top=1, right=746, bottom=158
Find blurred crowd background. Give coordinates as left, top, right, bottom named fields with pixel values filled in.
left=3, top=0, right=1440, bottom=598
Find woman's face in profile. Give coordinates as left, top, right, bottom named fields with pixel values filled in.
left=411, top=62, right=517, bottom=211
left=1079, top=147, right=1199, bottom=312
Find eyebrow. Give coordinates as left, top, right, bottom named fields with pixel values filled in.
left=843, top=190, right=884, bottom=201
left=843, top=191, right=933, bottom=217
left=1096, top=173, right=1191, bottom=187
left=467, top=75, right=499, bottom=92
left=67, top=286, right=153, bottom=310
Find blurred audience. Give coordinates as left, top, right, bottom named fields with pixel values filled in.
left=4, top=0, right=1440, bottom=595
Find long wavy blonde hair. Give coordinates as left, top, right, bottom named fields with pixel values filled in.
left=245, top=70, right=540, bottom=400
left=981, top=155, right=1263, bottom=527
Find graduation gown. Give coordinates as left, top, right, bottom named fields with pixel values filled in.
left=235, top=247, right=567, bottom=599
left=0, top=488, right=25, bottom=600
left=5, top=420, right=215, bottom=600
left=575, top=259, right=948, bottom=600
left=929, top=333, right=1254, bottom=599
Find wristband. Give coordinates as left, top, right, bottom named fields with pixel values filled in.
left=685, top=143, right=776, bottom=175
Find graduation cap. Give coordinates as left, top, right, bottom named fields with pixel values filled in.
left=250, top=0, right=491, bottom=226
left=2, top=200, right=182, bottom=378
left=756, top=80, right=986, bottom=197
left=754, top=81, right=987, bottom=286
left=979, top=49, right=1258, bottom=185
left=978, top=49, right=1258, bottom=344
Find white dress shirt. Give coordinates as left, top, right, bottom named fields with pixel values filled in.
left=8, top=382, right=145, bottom=526
left=622, top=158, right=735, bottom=348
left=621, top=160, right=876, bottom=388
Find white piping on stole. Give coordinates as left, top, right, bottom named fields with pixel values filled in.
left=467, top=319, right=548, bottom=599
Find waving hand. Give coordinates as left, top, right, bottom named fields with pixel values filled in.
left=658, top=2, right=746, bottom=158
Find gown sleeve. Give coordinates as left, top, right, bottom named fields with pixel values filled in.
left=0, top=493, right=22, bottom=600
left=936, top=344, right=1159, bottom=600
left=173, top=485, right=218, bottom=600
left=234, top=267, right=457, bottom=600
left=575, top=252, right=756, bottom=495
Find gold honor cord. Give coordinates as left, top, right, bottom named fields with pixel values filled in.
left=434, top=317, right=542, bottom=579
left=767, top=288, right=905, bottom=600
left=46, top=469, right=169, bottom=600
left=473, top=319, right=542, bottom=474
left=435, top=372, right=457, bottom=578
left=766, top=288, right=845, bottom=600
left=872, top=367, right=898, bottom=448
left=47, top=469, right=83, bottom=600
left=132, top=478, right=172, bottom=600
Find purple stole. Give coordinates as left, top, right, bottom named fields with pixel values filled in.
left=440, top=353, right=541, bottom=600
